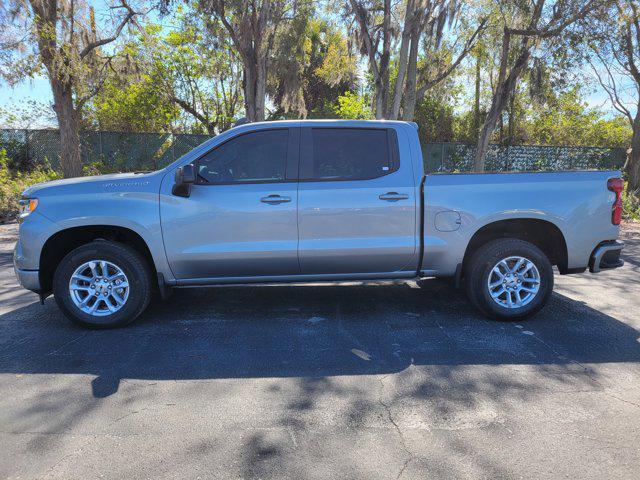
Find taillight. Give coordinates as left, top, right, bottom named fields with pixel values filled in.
left=607, top=177, right=624, bottom=225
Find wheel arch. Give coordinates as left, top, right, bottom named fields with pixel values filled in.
left=461, top=218, right=568, bottom=276
left=39, top=225, right=157, bottom=293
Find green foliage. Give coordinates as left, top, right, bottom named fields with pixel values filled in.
left=414, top=94, right=457, bottom=143
left=88, top=75, right=180, bottom=133
left=269, top=17, right=359, bottom=118
left=330, top=92, right=373, bottom=120
left=623, top=184, right=640, bottom=222
left=525, top=88, right=632, bottom=147
left=83, top=13, right=244, bottom=135
left=143, top=16, right=243, bottom=133
left=0, top=149, right=60, bottom=222
left=82, top=160, right=119, bottom=176
left=412, top=84, right=632, bottom=147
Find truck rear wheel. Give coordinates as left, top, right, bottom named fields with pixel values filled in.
left=53, top=241, right=153, bottom=329
left=465, top=238, right=553, bottom=320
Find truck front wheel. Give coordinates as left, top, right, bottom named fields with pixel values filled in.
left=53, top=241, right=153, bottom=328
left=465, top=238, right=553, bottom=320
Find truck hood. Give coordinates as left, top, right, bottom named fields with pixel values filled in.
left=22, top=171, right=161, bottom=197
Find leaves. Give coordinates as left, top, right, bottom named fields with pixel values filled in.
left=331, top=91, right=373, bottom=119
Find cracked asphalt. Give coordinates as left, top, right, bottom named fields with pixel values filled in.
left=1, top=222, right=639, bottom=479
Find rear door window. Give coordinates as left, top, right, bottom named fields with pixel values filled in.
left=300, top=128, right=399, bottom=181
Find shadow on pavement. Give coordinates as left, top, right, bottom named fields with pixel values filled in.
left=1, top=278, right=638, bottom=398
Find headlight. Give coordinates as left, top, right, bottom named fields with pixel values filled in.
left=19, top=198, right=38, bottom=219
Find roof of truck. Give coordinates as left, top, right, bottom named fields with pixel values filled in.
left=232, top=119, right=418, bottom=129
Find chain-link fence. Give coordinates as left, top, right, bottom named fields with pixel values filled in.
left=423, top=142, right=627, bottom=173
left=0, top=129, right=212, bottom=173
left=0, top=128, right=628, bottom=174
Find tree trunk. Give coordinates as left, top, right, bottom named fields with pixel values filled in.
left=473, top=54, right=481, bottom=140
left=255, top=56, right=267, bottom=122
left=626, top=111, right=640, bottom=192
left=507, top=91, right=516, bottom=145
left=51, top=80, right=83, bottom=178
left=474, top=109, right=498, bottom=173
left=30, top=0, right=82, bottom=178
left=473, top=37, right=530, bottom=172
left=379, top=0, right=392, bottom=118
left=402, top=17, right=422, bottom=121
left=373, top=67, right=385, bottom=119
left=242, top=53, right=267, bottom=122
left=243, top=64, right=256, bottom=122
left=390, top=0, right=415, bottom=120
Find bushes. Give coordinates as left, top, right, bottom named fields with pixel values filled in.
left=0, top=148, right=60, bottom=222
left=623, top=187, right=640, bottom=222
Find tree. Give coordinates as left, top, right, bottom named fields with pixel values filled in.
left=473, top=0, right=600, bottom=172
left=394, top=1, right=485, bottom=121
left=0, top=0, right=140, bottom=177
left=196, top=0, right=290, bottom=122
left=138, top=16, right=243, bottom=133
left=414, top=88, right=458, bottom=142
left=347, top=0, right=393, bottom=118
left=585, top=0, right=640, bottom=191
left=87, top=72, right=181, bottom=133
left=525, top=87, right=632, bottom=147
left=268, top=17, right=358, bottom=118
left=331, top=91, right=373, bottom=119
left=347, top=0, right=484, bottom=120
left=405, top=12, right=486, bottom=121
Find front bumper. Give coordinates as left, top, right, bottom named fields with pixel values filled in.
left=14, top=266, right=41, bottom=292
left=12, top=211, right=50, bottom=293
left=589, top=240, right=624, bottom=273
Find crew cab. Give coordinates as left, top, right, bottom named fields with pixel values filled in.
left=14, top=120, right=625, bottom=328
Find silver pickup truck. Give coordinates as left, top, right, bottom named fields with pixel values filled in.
left=13, top=120, right=625, bottom=328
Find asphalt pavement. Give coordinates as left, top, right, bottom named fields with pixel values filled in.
left=1, top=222, right=639, bottom=479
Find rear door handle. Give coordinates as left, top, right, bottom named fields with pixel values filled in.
left=379, top=192, right=409, bottom=201
left=260, top=194, right=291, bottom=204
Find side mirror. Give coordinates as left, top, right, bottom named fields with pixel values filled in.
left=172, top=164, right=196, bottom=197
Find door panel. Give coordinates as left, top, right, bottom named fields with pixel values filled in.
left=297, top=126, right=417, bottom=275
left=160, top=127, right=300, bottom=279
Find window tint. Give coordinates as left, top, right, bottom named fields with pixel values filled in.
left=302, top=128, right=398, bottom=181
left=197, top=129, right=289, bottom=184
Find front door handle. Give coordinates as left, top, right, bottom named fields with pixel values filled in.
left=379, top=192, right=409, bottom=202
left=261, top=194, right=291, bottom=204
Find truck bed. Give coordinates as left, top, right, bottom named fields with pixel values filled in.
left=421, top=170, right=621, bottom=276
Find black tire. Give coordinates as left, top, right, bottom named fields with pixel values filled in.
left=53, top=241, right=153, bottom=329
left=465, top=238, right=554, bottom=321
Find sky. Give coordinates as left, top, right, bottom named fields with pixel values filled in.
left=0, top=78, right=56, bottom=127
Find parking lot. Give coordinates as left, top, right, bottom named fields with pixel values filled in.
left=1, top=222, right=639, bottom=479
